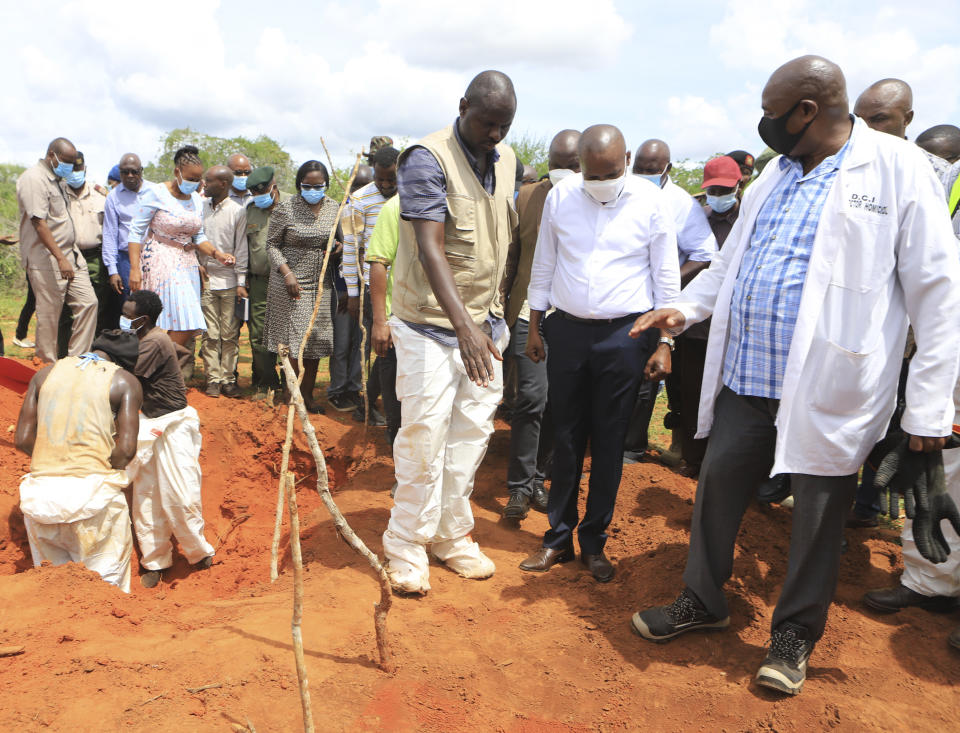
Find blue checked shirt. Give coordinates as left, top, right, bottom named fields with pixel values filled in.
left=723, top=137, right=852, bottom=399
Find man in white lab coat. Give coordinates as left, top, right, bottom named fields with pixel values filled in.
left=628, top=56, right=960, bottom=696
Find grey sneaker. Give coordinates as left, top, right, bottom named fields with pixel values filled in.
left=631, top=588, right=729, bottom=642
left=756, top=623, right=813, bottom=695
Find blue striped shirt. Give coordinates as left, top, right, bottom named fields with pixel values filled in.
left=723, top=137, right=851, bottom=399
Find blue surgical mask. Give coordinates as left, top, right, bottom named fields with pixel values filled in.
left=51, top=153, right=74, bottom=178
left=706, top=192, right=738, bottom=213
left=636, top=170, right=665, bottom=188
left=66, top=170, right=86, bottom=189
left=176, top=170, right=200, bottom=195
left=233, top=175, right=248, bottom=191
left=301, top=187, right=326, bottom=205
left=253, top=191, right=274, bottom=209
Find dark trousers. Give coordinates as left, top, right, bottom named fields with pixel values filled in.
left=677, top=336, right=709, bottom=467
left=542, top=313, right=657, bottom=555
left=362, top=300, right=382, bottom=405
left=101, top=250, right=131, bottom=332
left=507, top=318, right=550, bottom=497
left=248, top=273, right=280, bottom=390
left=328, top=291, right=362, bottom=397
left=16, top=282, right=35, bottom=340
left=683, top=386, right=857, bottom=641
left=377, top=344, right=402, bottom=447
left=624, top=379, right=658, bottom=458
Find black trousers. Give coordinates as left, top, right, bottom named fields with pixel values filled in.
left=542, top=312, right=656, bottom=555
left=377, top=344, right=402, bottom=448
left=683, top=386, right=857, bottom=641
left=676, top=336, right=709, bottom=467
left=507, top=318, right=550, bottom=497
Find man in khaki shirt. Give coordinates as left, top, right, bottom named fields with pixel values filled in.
left=16, top=138, right=98, bottom=363
left=63, top=151, right=109, bottom=344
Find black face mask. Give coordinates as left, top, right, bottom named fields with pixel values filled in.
left=758, top=100, right=817, bottom=156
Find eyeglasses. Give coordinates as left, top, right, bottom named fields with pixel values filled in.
left=119, top=168, right=143, bottom=175
left=300, top=184, right=327, bottom=191
left=232, top=169, right=252, bottom=176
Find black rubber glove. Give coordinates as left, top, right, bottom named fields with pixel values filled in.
left=871, top=435, right=926, bottom=519
left=910, top=451, right=960, bottom=564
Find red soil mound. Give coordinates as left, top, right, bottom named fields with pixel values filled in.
left=0, top=371, right=958, bottom=731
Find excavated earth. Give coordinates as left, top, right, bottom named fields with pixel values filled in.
left=0, top=370, right=958, bottom=731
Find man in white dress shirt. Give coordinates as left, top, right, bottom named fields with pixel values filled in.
left=518, top=124, right=681, bottom=582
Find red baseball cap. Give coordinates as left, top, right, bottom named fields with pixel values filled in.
left=701, top=155, right=742, bottom=189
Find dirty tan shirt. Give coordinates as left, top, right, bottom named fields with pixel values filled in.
left=65, top=182, right=107, bottom=250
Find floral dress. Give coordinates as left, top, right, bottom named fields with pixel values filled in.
left=264, top=194, right=340, bottom=359
left=128, top=184, right=206, bottom=331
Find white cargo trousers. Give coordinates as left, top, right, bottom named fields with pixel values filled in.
left=901, top=377, right=960, bottom=597
left=20, top=472, right=133, bottom=593
left=127, top=406, right=215, bottom=570
left=383, top=318, right=507, bottom=587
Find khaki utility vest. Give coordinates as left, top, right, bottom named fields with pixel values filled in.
left=392, top=125, right=517, bottom=328
left=31, top=356, right=119, bottom=477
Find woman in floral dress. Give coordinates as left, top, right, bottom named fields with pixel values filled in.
left=265, top=160, right=340, bottom=413
left=128, top=145, right=235, bottom=346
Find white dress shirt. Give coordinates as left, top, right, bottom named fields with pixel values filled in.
left=527, top=173, right=681, bottom=319
left=656, top=178, right=717, bottom=265
left=201, top=196, right=248, bottom=289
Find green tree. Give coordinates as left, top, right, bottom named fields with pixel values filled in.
left=507, top=131, right=549, bottom=176
left=143, top=128, right=297, bottom=192
left=668, top=159, right=708, bottom=196
left=0, top=164, right=28, bottom=288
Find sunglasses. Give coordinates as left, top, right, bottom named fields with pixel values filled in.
left=119, top=168, right=143, bottom=175
left=232, top=169, right=252, bottom=176
left=300, top=183, right=327, bottom=191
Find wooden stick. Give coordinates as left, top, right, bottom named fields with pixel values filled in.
left=0, top=646, right=24, bottom=657
left=270, top=404, right=297, bottom=582
left=357, top=227, right=369, bottom=438
left=186, top=683, right=222, bottom=694
left=319, top=137, right=346, bottom=192
left=279, top=351, right=394, bottom=673
left=285, top=468, right=314, bottom=733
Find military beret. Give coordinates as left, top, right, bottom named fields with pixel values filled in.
left=246, top=166, right=275, bottom=190
left=368, top=136, right=394, bottom=154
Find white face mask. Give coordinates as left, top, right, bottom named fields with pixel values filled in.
left=706, top=191, right=738, bottom=213
left=548, top=168, right=575, bottom=187
left=583, top=160, right=627, bottom=204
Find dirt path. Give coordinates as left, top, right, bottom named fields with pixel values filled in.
left=0, top=385, right=958, bottom=731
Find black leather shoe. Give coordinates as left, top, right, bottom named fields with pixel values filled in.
left=846, top=513, right=879, bottom=529
left=582, top=552, right=615, bottom=582
left=531, top=483, right=549, bottom=513
left=862, top=584, right=960, bottom=614
left=503, top=492, right=530, bottom=520
left=519, top=546, right=574, bottom=572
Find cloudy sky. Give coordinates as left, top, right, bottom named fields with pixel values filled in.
left=3, top=0, right=959, bottom=180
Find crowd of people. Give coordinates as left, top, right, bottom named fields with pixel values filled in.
left=11, top=53, right=960, bottom=698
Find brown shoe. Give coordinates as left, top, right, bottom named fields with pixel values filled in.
left=582, top=552, right=615, bottom=582
left=205, top=382, right=220, bottom=398
left=519, top=545, right=574, bottom=572
left=220, top=382, right=241, bottom=398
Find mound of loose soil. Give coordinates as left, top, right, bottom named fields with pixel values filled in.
left=0, top=368, right=958, bottom=731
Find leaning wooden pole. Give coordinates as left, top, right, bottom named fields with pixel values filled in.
left=357, top=236, right=370, bottom=436
left=269, top=154, right=363, bottom=579
left=279, top=350, right=394, bottom=673
left=285, top=471, right=314, bottom=732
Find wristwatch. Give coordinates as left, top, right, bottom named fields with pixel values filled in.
left=659, top=336, right=676, bottom=352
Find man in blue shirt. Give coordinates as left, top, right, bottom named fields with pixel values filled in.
left=102, top=153, right=146, bottom=330
left=629, top=56, right=960, bottom=697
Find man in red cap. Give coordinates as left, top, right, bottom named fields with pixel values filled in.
left=670, top=156, right=743, bottom=476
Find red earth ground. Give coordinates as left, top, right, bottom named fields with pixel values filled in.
left=0, top=373, right=959, bottom=731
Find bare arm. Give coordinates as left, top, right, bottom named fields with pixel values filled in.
left=412, top=219, right=501, bottom=386
left=14, top=366, right=53, bottom=456
left=109, top=371, right=142, bottom=469
left=369, top=262, right=391, bottom=357
left=31, top=218, right=73, bottom=280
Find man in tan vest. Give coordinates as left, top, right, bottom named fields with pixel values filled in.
left=500, top=129, right=580, bottom=521
left=382, top=70, right=518, bottom=594
left=15, top=331, right=143, bottom=592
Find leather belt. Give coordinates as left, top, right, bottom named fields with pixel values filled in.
left=557, top=309, right=642, bottom=325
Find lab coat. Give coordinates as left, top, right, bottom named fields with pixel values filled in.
left=676, top=118, right=960, bottom=477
